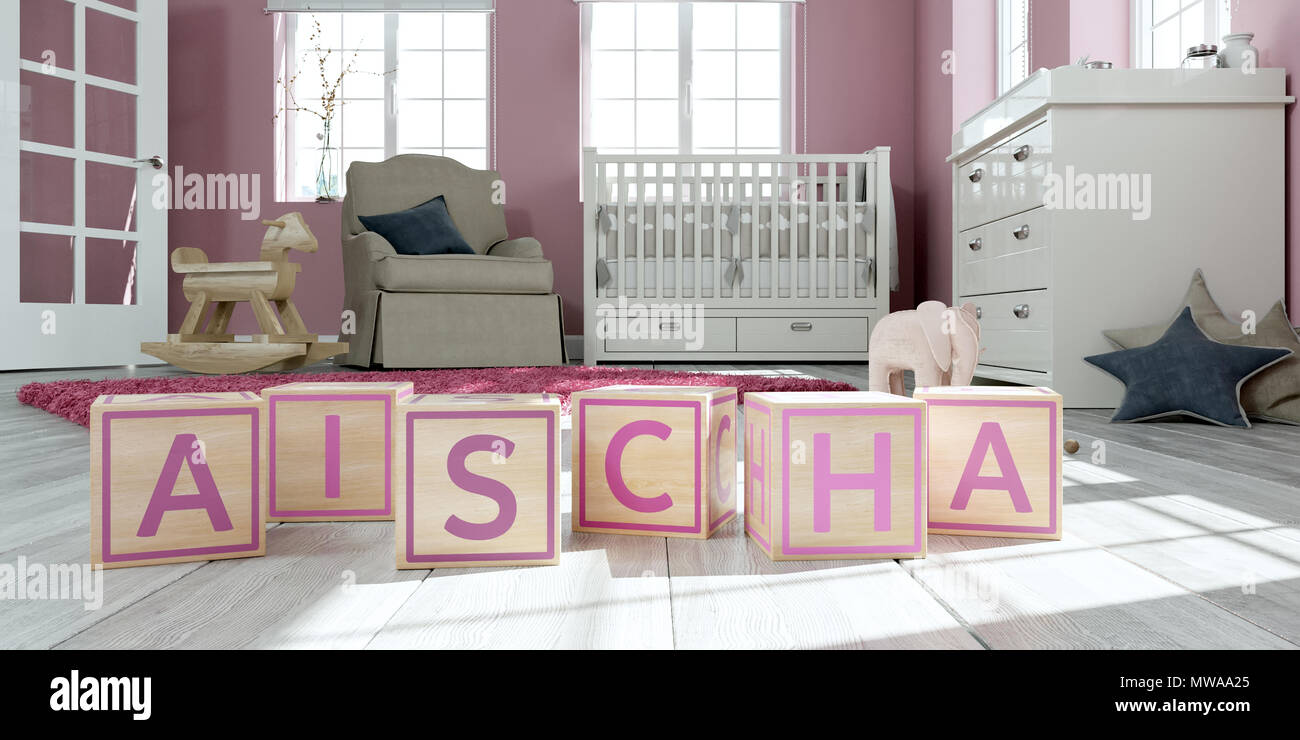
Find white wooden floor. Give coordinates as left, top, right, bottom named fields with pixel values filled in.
left=2, top=361, right=1298, bottom=649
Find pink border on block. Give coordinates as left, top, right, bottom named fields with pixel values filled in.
left=743, top=399, right=773, bottom=551
left=926, top=399, right=1059, bottom=535
left=781, top=407, right=925, bottom=556
left=577, top=398, right=703, bottom=534
left=101, top=408, right=260, bottom=563
left=268, top=394, right=394, bottom=518
left=708, top=393, right=738, bottom=530
left=405, top=410, right=556, bottom=563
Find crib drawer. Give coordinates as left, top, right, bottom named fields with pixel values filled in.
left=736, top=317, right=869, bottom=353
left=958, top=208, right=1051, bottom=297
left=957, top=120, right=1052, bottom=231
left=603, top=317, right=737, bottom=354
left=961, top=290, right=1052, bottom=373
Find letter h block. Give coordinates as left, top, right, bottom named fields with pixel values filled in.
left=743, top=392, right=926, bottom=561
left=262, top=382, right=414, bottom=522
left=914, top=387, right=1063, bottom=540
left=396, top=394, right=561, bottom=568
left=90, top=393, right=267, bottom=569
left=572, top=386, right=738, bottom=539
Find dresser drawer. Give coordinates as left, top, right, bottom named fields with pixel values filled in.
left=957, top=121, right=1052, bottom=231
left=961, top=290, right=1052, bottom=373
left=958, top=208, right=1051, bottom=296
left=605, top=317, right=736, bottom=353
left=736, top=317, right=868, bottom=353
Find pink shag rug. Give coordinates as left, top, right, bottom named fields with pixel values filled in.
left=17, top=366, right=856, bottom=429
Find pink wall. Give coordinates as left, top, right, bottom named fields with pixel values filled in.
left=1232, top=0, right=1299, bottom=305
left=915, top=0, right=955, bottom=305
left=1030, top=0, right=1070, bottom=71
left=952, top=0, right=996, bottom=128
left=1070, top=0, right=1129, bottom=68
left=166, top=0, right=919, bottom=336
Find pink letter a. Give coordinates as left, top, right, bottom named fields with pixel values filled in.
left=951, top=422, right=1033, bottom=513
left=137, top=433, right=235, bottom=537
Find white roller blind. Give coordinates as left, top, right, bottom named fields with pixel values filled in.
left=266, top=1, right=495, bottom=12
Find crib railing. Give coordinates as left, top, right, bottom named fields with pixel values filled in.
left=582, top=148, right=892, bottom=308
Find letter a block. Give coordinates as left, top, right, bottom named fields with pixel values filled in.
left=573, top=385, right=737, bottom=539
left=262, top=382, right=413, bottom=522
left=743, top=392, right=926, bottom=561
left=90, top=393, right=267, bottom=569
left=914, top=387, right=1063, bottom=540
left=396, top=394, right=560, bottom=568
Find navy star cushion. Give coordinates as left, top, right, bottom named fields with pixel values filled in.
left=1085, top=307, right=1292, bottom=428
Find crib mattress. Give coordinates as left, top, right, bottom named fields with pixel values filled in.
left=598, top=256, right=873, bottom=295
left=598, top=201, right=876, bottom=261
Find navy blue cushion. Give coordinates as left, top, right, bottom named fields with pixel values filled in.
left=1085, top=307, right=1293, bottom=428
left=358, top=196, right=475, bottom=256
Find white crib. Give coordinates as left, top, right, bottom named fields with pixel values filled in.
left=582, top=147, right=893, bottom=365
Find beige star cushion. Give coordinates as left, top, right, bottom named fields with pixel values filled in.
left=1104, top=270, right=1300, bottom=424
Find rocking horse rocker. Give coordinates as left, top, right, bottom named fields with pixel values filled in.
left=140, top=213, right=349, bottom=374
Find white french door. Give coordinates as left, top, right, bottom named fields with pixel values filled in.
left=2, top=0, right=167, bottom=370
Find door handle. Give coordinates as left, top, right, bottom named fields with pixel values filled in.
left=133, top=155, right=165, bottom=170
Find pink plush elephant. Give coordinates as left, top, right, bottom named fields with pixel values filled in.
left=868, top=302, right=982, bottom=396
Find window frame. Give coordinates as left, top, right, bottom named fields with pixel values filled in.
left=579, top=1, right=794, bottom=158
left=996, top=0, right=1031, bottom=96
left=277, top=11, right=493, bottom=202
left=1132, top=0, right=1232, bottom=70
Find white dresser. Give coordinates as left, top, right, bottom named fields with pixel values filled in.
left=950, top=67, right=1293, bottom=408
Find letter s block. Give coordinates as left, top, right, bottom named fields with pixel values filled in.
left=90, top=393, right=267, bottom=569
left=915, top=387, right=1063, bottom=540
left=262, top=382, right=413, bottom=522
left=396, top=394, right=560, bottom=568
left=572, top=386, right=738, bottom=539
left=744, top=392, right=926, bottom=561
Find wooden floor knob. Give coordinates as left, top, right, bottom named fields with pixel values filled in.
left=1063, top=439, right=1080, bottom=455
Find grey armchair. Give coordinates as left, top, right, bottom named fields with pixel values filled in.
left=340, top=154, right=566, bottom=368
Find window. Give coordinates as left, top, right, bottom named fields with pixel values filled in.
left=277, top=12, right=490, bottom=200
left=1134, top=0, right=1232, bottom=69
left=997, top=0, right=1030, bottom=95
left=581, top=2, right=789, bottom=156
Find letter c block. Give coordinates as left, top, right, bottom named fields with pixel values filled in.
left=90, top=393, right=267, bottom=569
left=915, top=386, right=1063, bottom=540
left=396, top=394, right=561, bottom=568
left=572, top=386, right=738, bottom=539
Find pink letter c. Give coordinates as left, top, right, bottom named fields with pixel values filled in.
left=605, top=420, right=674, bottom=513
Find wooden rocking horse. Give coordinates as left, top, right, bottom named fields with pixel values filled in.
left=140, top=213, right=348, bottom=374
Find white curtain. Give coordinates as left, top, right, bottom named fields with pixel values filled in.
left=266, top=0, right=495, bottom=12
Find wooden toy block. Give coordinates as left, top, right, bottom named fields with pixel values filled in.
left=914, top=386, right=1063, bottom=540
left=396, top=393, right=561, bottom=568
left=90, top=393, right=267, bottom=569
left=262, top=382, right=414, bottom=522
left=743, top=392, right=926, bottom=561
left=572, top=385, right=737, bottom=539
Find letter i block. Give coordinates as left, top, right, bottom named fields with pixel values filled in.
left=90, top=393, right=267, bottom=569
left=743, top=392, right=926, bottom=561
left=396, top=394, right=561, bottom=568
left=262, top=382, right=414, bottom=521
left=914, top=387, right=1063, bottom=540
left=572, top=385, right=738, bottom=539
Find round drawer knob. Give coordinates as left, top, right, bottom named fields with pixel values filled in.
left=1013, top=225, right=1031, bottom=240
left=969, top=168, right=984, bottom=183
left=1013, top=145, right=1033, bottom=162
left=968, top=237, right=983, bottom=251
left=1013, top=304, right=1031, bottom=319
left=975, top=306, right=983, bottom=319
